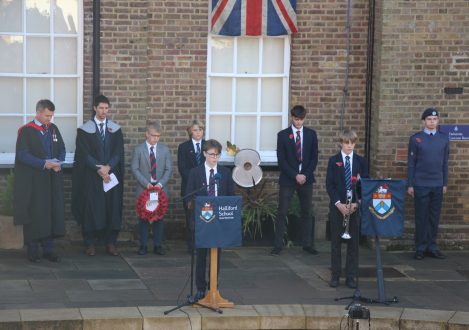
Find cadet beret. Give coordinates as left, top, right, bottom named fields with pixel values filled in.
left=421, top=108, right=439, bottom=120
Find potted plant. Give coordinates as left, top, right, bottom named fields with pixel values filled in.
left=0, top=171, right=23, bottom=249
left=241, top=180, right=277, bottom=243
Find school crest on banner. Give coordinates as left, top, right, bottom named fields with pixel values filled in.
left=200, top=202, right=216, bottom=223
left=369, top=183, right=395, bottom=219
left=361, top=179, right=406, bottom=238
left=211, top=0, right=298, bottom=36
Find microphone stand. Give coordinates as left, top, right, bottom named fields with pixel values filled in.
left=165, top=180, right=222, bottom=315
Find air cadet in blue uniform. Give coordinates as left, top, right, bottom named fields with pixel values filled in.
left=407, top=108, right=449, bottom=260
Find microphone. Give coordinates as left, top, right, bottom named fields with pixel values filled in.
left=214, top=173, right=221, bottom=184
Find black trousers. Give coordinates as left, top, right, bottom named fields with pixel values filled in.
left=330, top=207, right=359, bottom=279
left=273, top=183, right=314, bottom=249
left=414, top=186, right=443, bottom=253
left=196, top=248, right=221, bottom=292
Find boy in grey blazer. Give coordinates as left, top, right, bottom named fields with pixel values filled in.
left=131, top=122, right=172, bottom=255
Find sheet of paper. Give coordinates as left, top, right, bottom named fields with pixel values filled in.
left=103, top=173, right=119, bottom=192
left=150, top=192, right=159, bottom=201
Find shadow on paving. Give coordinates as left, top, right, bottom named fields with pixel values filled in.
left=0, top=241, right=469, bottom=312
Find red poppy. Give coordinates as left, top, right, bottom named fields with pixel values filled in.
left=336, top=162, right=343, bottom=167
left=351, top=176, right=358, bottom=183
left=289, top=134, right=294, bottom=139
left=383, top=183, right=389, bottom=189
left=416, top=137, right=421, bottom=143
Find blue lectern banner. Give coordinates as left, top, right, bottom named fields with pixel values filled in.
left=360, top=179, right=406, bottom=237
left=194, top=195, right=242, bottom=248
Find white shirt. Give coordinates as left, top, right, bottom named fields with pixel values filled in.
left=204, top=162, right=218, bottom=196
left=94, top=117, right=107, bottom=138
left=146, top=141, right=158, bottom=184
left=192, top=139, right=202, bottom=153
left=291, top=125, right=303, bottom=171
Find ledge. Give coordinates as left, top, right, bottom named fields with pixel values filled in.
left=1, top=304, right=468, bottom=330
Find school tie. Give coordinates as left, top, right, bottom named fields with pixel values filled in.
left=295, top=130, right=302, bottom=162
left=99, top=123, right=105, bottom=141
left=345, top=155, right=351, bottom=191
left=208, top=169, right=215, bottom=196
left=196, top=142, right=201, bottom=165
left=150, top=146, right=157, bottom=181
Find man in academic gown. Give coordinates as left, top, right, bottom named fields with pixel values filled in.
left=72, top=94, right=125, bottom=256
left=14, top=99, right=65, bottom=263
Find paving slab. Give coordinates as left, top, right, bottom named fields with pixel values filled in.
left=253, top=304, right=305, bottom=329
left=139, top=305, right=202, bottom=330
left=303, top=304, right=348, bottom=330
left=400, top=308, right=456, bottom=330
left=80, top=307, right=142, bottom=330
left=20, top=308, right=82, bottom=330
left=449, top=311, right=469, bottom=330
left=0, top=310, right=21, bottom=330
left=199, top=305, right=260, bottom=330
left=88, top=279, right=146, bottom=290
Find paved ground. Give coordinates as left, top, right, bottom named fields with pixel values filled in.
left=1, top=240, right=468, bottom=312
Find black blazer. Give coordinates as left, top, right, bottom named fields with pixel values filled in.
left=177, top=139, right=205, bottom=197
left=184, top=164, right=234, bottom=203
left=277, top=126, right=318, bottom=186
left=326, top=152, right=369, bottom=208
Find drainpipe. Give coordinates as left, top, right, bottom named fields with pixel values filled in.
left=92, top=0, right=101, bottom=106
left=364, top=0, right=376, bottom=169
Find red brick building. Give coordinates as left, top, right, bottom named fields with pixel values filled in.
left=1, top=0, right=468, bottom=248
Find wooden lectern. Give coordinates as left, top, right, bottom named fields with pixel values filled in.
left=196, top=248, right=234, bottom=308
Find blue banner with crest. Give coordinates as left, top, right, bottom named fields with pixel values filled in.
left=195, top=195, right=242, bottom=248
left=360, top=179, right=406, bottom=237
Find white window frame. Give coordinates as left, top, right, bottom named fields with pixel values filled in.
left=206, top=35, right=291, bottom=164
left=0, top=1, right=83, bottom=165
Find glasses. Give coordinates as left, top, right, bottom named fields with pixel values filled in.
left=206, top=152, right=220, bottom=158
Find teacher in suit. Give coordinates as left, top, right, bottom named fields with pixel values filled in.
left=177, top=120, right=206, bottom=252
left=131, top=121, right=172, bottom=255
left=271, top=105, right=319, bottom=256
left=185, top=139, right=235, bottom=300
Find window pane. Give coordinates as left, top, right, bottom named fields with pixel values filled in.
left=237, top=38, right=259, bottom=74
left=0, top=78, right=23, bottom=114
left=54, top=78, right=76, bottom=114
left=52, top=116, right=76, bottom=152
left=0, top=0, right=22, bottom=32
left=211, top=37, right=233, bottom=73
left=209, top=115, right=231, bottom=147
left=27, top=78, right=50, bottom=113
left=235, top=116, right=256, bottom=149
left=263, top=38, right=284, bottom=73
left=210, top=77, right=232, bottom=113
left=236, top=78, right=257, bottom=113
left=261, top=78, right=282, bottom=113
left=26, top=0, right=50, bottom=33
left=0, top=36, right=23, bottom=73
left=54, top=0, right=78, bottom=34
left=54, top=37, right=77, bottom=73
left=0, top=117, right=23, bottom=153
left=26, top=37, right=50, bottom=73
left=260, top=117, right=282, bottom=151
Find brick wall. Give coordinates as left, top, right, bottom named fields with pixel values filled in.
left=371, top=0, right=469, bottom=249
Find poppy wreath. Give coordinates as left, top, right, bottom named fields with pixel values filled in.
left=136, top=185, right=168, bottom=222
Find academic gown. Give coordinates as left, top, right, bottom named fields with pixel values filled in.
left=13, top=122, right=66, bottom=243
left=71, top=119, right=124, bottom=232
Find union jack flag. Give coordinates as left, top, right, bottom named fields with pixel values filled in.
left=211, top=0, right=298, bottom=36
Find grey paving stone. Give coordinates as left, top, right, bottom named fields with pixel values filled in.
left=29, top=279, right=91, bottom=292
left=88, top=279, right=147, bottom=291
left=54, top=269, right=138, bottom=280
left=66, top=289, right=156, bottom=303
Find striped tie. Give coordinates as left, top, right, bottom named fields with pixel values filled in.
left=196, top=142, right=201, bottom=165
left=295, top=131, right=302, bottom=162
left=345, top=155, right=351, bottom=191
left=99, top=123, right=105, bottom=141
left=150, top=146, right=157, bottom=181
left=208, top=169, right=215, bottom=196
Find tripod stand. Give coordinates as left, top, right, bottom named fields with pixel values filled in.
left=164, top=187, right=222, bottom=315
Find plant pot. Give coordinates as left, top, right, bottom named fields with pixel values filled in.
left=0, top=215, right=23, bottom=249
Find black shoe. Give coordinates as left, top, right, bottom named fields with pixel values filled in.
left=27, top=250, right=41, bottom=263
left=195, top=290, right=206, bottom=301
left=138, top=246, right=147, bottom=255
left=302, top=246, right=319, bottom=255
left=414, top=251, right=424, bottom=260
left=270, top=247, right=282, bottom=256
left=426, top=250, right=446, bottom=259
left=345, top=278, right=357, bottom=289
left=329, top=276, right=339, bottom=288
left=154, top=246, right=165, bottom=255
left=43, top=252, right=60, bottom=262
